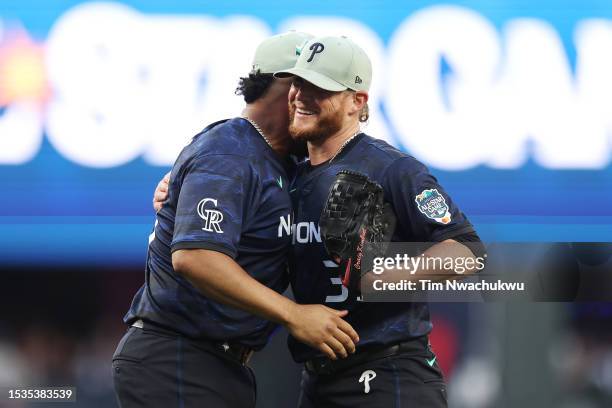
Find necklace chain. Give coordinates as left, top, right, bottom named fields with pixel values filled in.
left=244, top=116, right=359, bottom=161
left=329, top=131, right=360, bottom=163
left=243, top=117, right=273, bottom=149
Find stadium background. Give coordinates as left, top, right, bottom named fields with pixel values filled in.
left=0, top=0, right=611, bottom=406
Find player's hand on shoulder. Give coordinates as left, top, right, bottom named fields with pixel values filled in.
left=153, top=172, right=171, bottom=212
left=285, top=304, right=359, bottom=360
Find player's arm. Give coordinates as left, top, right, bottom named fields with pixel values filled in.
left=367, top=158, right=485, bottom=285
left=170, top=155, right=358, bottom=359
left=173, top=249, right=358, bottom=359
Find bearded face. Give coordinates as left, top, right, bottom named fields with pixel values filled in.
left=288, top=102, right=344, bottom=143
left=287, top=79, right=351, bottom=143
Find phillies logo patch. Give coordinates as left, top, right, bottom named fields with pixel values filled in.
left=306, top=42, right=325, bottom=62
left=359, top=370, right=376, bottom=394
left=415, top=189, right=451, bottom=224
left=197, top=198, right=224, bottom=233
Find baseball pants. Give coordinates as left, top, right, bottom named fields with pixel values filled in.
left=112, top=326, right=256, bottom=408
left=298, top=343, right=447, bottom=408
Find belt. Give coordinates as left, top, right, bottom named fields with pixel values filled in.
left=305, top=337, right=429, bottom=376
left=131, top=319, right=254, bottom=365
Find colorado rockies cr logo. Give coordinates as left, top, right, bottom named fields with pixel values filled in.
left=306, top=42, right=325, bottom=62
left=197, top=198, right=224, bottom=233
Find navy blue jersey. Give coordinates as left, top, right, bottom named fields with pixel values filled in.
left=288, top=133, right=476, bottom=362
left=125, top=118, right=293, bottom=350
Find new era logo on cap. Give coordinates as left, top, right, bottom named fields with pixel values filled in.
left=355, top=76, right=362, bottom=84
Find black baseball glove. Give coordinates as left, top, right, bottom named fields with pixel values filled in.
left=319, top=170, right=397, bottom=293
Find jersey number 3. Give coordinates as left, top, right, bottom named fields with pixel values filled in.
left=323, top=260, right=348, bottom=303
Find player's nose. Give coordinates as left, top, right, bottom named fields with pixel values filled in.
left=293, top=83, right=315, bottom=103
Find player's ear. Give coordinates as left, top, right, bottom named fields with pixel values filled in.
left=348, top=91, right=368, bottom=117
left=353, top=91, right=369, bottom=112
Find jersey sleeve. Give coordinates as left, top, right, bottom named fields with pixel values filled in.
left=171, top=154, right=256, bottom=258
left=382, top=157, right=475, bottom=242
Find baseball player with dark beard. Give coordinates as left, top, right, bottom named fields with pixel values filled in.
left=274, top=36, right=484, bottom=407
left=113, top=32, right=359, bottom=408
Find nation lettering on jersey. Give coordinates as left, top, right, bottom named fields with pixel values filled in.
left=278, top=213, right=322, bottom=244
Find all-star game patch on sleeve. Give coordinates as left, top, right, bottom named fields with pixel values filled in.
left=382, top=156, right=475, bottom=243
left=171, top=153, right=256, bottom=258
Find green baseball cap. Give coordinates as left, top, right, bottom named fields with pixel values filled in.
left=251, top=31, right=314, bottom=74
left=274, top=35, right=372, bottom=92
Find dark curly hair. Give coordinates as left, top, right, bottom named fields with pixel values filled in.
left=235, top=70, right=275, bottom=103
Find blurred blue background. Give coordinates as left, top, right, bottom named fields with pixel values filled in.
left=1, top=0, right=611, bottom=267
